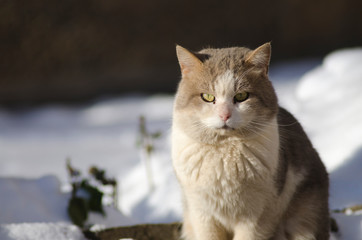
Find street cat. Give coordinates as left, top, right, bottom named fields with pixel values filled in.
left=172, top=43, right=329, bottom=240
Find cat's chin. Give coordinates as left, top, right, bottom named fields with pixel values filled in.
left=212, top=125, right=254, bottom=139
left=220, top=125, right=234, bottom=130
left=215, top=125, right=235, bottom=135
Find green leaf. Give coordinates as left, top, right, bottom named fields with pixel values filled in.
left=89, top=166, right=105, bottom=182
left=151, top=131, right=162, bottom=139
left=146, top=144, right=154, bottom=155
left=68, top=197, right=88, bottom=227
left=66, top=159, right=81, bottom=178
left=81, top=181, right=105, bottom=215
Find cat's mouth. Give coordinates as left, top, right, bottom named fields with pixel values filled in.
left=220, top=124, right=234, bottom=130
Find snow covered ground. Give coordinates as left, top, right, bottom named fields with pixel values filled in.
left=0, top=47, right=362, bottom=239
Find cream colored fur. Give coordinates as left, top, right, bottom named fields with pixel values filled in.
left=173, top=116, right=305, bottom=240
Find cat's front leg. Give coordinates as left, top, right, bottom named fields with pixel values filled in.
left=233, top=221, right=273, bottom=240
left=182, top=211, right=228, bottom=240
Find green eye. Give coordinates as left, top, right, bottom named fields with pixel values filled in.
left=234, top=92, right=249, bottom=103
left=201, top=93, right=215, bottom=103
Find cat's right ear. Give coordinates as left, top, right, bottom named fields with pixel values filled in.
left=245, top=42, right=271, bottom=72
left=176, top=45, right=203, bottom=78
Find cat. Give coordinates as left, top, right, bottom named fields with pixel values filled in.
left=172, top=43, right=329, bottom=240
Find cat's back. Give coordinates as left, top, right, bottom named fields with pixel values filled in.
left=277, top=107, right=328, bottom=188
left=277, top=107, right=330, bottom=239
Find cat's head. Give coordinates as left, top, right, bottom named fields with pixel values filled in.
left=174, top=43, right=278, bottom=143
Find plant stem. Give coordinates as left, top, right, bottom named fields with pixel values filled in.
left=144, top=150, right=155, bottom=193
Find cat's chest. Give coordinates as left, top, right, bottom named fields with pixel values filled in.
left=172, top=133, right=277, bottom=188
left=175, top=142, right=241, bottom=183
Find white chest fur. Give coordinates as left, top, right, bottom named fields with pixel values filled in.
left=172, top=118, right=280, bottom=224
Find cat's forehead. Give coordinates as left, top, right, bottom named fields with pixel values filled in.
left=199, top=47, right=251, bottom=69
left=197, top=47, right=252, bottom=91
left=198, top=47, right=252, bottom=81
left=214, top=70, right=237, bottom=96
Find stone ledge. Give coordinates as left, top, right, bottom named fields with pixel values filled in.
left=86, top=223, right=182, bottom=240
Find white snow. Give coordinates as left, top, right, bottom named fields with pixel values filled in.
left=0, top=176, right=69, bottom=224
left=295, top=48, right=362, bottom=172
left=0, top=47, right=362, bottom=239
left=0, top=223, right=87, bottom=240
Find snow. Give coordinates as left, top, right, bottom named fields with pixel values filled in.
left=296, top=49, right=362, bottom=172
left=0, top=47, right=362, bottom=239
left=0, top=176, right=69, bottom=224
left=120, top=147, right=182, bottom=223
left=0, top=223, right=86, bottom=240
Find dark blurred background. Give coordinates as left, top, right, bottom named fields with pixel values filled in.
left=1, top=0, right=361, bottom=105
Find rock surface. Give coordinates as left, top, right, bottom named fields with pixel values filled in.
left=88, top=223, right=181, bottom=240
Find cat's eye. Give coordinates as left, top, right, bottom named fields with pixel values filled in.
left=201, top=93, right=215, bottom=103
left=234, top=92, right=249, bottom=103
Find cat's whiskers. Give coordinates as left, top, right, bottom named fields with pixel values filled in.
left=249, top=121, right=279, bottom=132
left=191, top=121, right=208, bottom=132
left=228, top=119, right=275, bottom=138
left=250, top=119, right=298, bottom=128
left=243, top=124, right=275, bottom=144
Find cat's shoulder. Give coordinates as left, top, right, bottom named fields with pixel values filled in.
left=277, top=107, right=305, bottom=136
left=277, top=106, right=314, bottom=158
left=277, top=107, right=297, bottom=124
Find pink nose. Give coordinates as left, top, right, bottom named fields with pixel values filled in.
left=219, top=113, right=231, bottom=122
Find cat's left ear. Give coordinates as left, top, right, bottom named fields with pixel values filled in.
left=245, top=42, right=271, bottom=72
left=176, top=45, right=203, bottom=78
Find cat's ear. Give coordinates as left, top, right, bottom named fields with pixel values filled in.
left=176, top=45, right=203, bottom=77
left=245, top=42, right=271, bottom=71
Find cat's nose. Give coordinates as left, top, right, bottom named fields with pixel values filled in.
left=219, top=113, right=231, bottom=122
